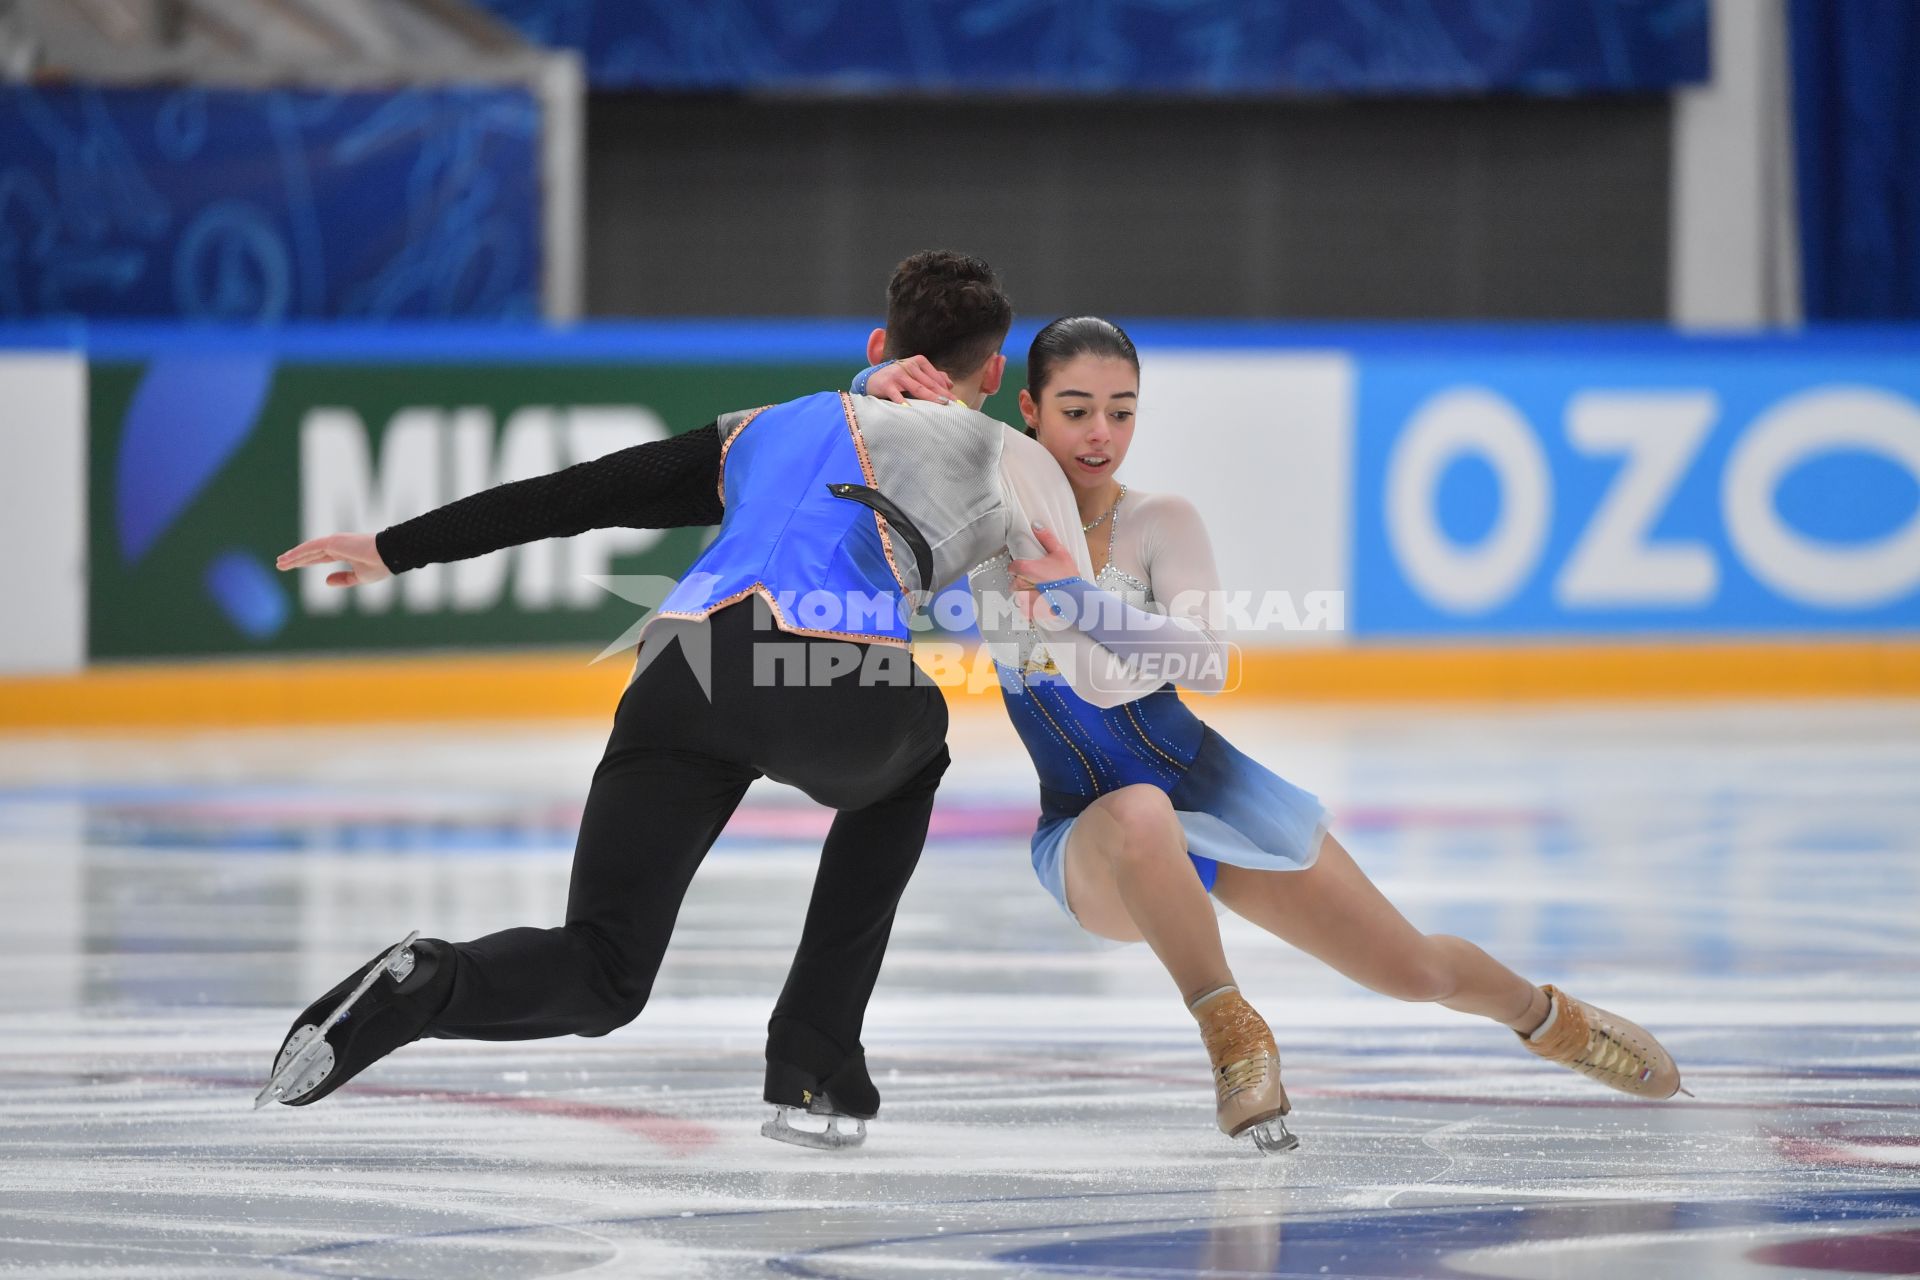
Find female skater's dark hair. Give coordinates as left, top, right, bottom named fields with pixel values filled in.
left=1026, top=316, right=1140, bottom=397
left=884, top=250, right=1014, bottom=377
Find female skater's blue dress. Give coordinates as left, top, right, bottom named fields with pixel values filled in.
left=970, top=490, right=1327, bottom=923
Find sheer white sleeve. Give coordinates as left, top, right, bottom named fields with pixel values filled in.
left=1132, top=493, right=1229, bottom=694
left=993, top=427, right=1096, bottom=572
left=1022, top=494, right=1227, bottom=700
left=987, top=440, right=1226, bottom=707
left=980, top=429, right=1145, bottom=708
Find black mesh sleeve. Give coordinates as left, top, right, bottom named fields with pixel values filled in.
left=375, top=422, right=724, bottom=575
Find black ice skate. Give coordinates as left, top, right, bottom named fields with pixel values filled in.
left=761, top=1054, right=877, bottom=1149
left=254, top=931, right=453, bottom=1109
left=761, top=1019, right=878, bottom=1150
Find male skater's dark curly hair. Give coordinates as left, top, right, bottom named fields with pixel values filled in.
left=883, top=250, right=1014, bottom=378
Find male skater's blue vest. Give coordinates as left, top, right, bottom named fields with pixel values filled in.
left=653, top=391, right=914, bottom=645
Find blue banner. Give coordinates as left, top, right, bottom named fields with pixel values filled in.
left=0, top=86, right=542, bottom=322
left=1354, top=352, right=1920, bottom=637
left=473, top=0, right=1708, bottom=95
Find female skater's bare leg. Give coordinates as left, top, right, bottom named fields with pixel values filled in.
left=1063, top=785, right=1293, bottom=1146
left=1062, top=784, right=1231, bottom=1002
left=1211, top=835, right=1549, bottom=1033
left=1213, top=835, right=1684, bottom=1098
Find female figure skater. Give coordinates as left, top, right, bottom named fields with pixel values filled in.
left=867, top=317, right=1686, bottom=1152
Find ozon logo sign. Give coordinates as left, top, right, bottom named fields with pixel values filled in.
left=1382, top=383, right=1920, bottom=619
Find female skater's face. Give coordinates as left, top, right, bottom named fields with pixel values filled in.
left=1018, top=355, right=1138, bottom=494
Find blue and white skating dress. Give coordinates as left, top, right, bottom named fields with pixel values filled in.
left=970, top=488, right=1328, bottom=923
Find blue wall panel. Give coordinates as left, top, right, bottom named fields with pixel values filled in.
left=1791, top=0, right=1920, bottom=320
left=473, top=0, right=1708, bottom=95
left=0, top=86, right=542, bottom=322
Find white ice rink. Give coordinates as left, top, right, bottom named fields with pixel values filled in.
left=2, top=700, right=1917, bottom=1278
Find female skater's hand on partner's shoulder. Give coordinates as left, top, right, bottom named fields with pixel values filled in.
left=866, top=355, right=952, bottom=405
left=275, top=533, right=392, bottom=589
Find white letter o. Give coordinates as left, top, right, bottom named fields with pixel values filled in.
left=1723, top=387, right=1920, bottom=609
left=1387, top=388, right=1550, bottom=613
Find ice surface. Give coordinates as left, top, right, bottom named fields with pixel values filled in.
left=1, top=701, right=1916, bottom=1278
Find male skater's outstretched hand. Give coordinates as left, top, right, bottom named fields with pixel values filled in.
left=276, top=533, right=392, bottom=589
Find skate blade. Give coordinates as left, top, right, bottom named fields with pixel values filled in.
left=254, top=1024, right=334, bottom=1110
left=760, top=1106, right=867, bottom=1151
left=1246, top=1115, right=1300, bottom=1154
left=253, top=930, right=419, bottom=1110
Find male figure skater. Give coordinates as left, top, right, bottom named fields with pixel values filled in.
left=264, top=251, right=1107, bottom=1148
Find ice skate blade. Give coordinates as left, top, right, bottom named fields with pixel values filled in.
left=253, top=930, right=419, bottom=1110
left=760, top=1106, right=867, bottom=1151
left=1241, top=1115, right=1300, bottom=1155
left=254, top=1024, right=334, bottom=1110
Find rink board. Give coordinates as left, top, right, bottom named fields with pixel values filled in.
left=4, top=638, right=1920, bottom=731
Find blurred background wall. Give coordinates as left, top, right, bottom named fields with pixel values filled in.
left=579, top=94, right=1674, bottom=321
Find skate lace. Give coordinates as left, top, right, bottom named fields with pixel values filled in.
left=1579, top=1024, right=1650, bottom=1082
left=1218, top=1053, right=1272, bottom=1099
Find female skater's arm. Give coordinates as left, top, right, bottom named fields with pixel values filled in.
left=854, top=356, right=953, bottom=404
left=991, top=430, right=1166, bottom=708
left=864, top=308, right=1228, bottom=688
left=995, top=427, right=1099, bottom=577
left=1010, top=495, right=1230, bottom=698
left=1126, top=495, right=1231, bottom=694
left=279, top=423, right=726, bottom=585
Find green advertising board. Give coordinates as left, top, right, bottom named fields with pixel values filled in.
left=89, top=359, right=1027, bottom=660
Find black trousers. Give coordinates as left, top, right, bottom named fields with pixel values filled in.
left=427, top=596, right=950, bottom=1070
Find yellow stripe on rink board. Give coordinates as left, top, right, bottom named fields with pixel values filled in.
left=2, top=639, right=1918, bottom=730
left=1221, top=638, right=1920, bottom=701
left=0, top=652, right=637, bottom=730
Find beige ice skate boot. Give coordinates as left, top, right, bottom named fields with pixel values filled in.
left=1190, top=985, right=1297, bottom=1153
left=1520, top=984, right=1687, bottom=1099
